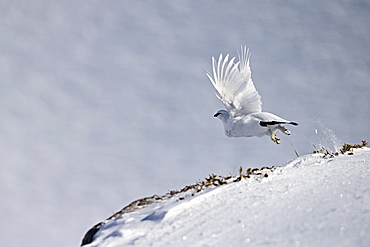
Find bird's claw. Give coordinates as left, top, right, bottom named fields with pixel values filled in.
left=271, top=134, right=280, bottom=144
left=279, top=126, right=291, bottom=135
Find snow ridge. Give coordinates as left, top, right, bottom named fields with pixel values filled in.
left=82, top=166, right=277, bottom=245
left=82, top=147, right=370, bottom=247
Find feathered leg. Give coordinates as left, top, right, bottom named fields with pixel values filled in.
left=278, top=125, right=291, bottom=135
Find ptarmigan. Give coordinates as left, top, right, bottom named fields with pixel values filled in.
left=205, top=46, right=298, bottom=144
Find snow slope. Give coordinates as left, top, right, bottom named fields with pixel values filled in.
left=83, top=148, right=370, bottom=247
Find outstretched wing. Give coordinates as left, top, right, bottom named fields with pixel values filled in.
left=205, top=46, right=262, bottom=117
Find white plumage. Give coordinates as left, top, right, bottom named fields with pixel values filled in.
left=206, top=46, right=298, bottom=144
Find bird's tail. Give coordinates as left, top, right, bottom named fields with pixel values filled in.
left=260, top=121, right=298, bottom=127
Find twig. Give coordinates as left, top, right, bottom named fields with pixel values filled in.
left=290, top=143, right=299, bottom=157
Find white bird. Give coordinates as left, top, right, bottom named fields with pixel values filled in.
left=205, top=46, right=298, bottom=144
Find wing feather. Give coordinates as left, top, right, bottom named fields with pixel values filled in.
left=205, top=46, right=262, bottom=117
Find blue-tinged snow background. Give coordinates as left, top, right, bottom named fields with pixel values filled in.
left=0, top=1, right=369, bottom=246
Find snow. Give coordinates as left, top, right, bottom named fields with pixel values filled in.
left=1, top=1, right=370, bottom=247
left=84, top=148, right=370, bottom=247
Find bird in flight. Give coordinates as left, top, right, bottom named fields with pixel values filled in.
left=205, top=46, right=298, bottom=144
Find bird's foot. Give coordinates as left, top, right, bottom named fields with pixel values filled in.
left=278, top=125, right=290, bottom=135
left=271, top=134, right=280, bottom=144
left=283, top=127, right=291, bottom=135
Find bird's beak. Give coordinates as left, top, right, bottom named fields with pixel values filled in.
left=214, top=112, right=220, bottom=117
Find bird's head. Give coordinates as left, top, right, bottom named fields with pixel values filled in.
left=214, top=110, right=229, bottom=121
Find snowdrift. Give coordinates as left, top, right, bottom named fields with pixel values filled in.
left=82, top=148, right=370, bottom=247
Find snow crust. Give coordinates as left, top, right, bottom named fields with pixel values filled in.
left=84, top=148, right=370, bottom=246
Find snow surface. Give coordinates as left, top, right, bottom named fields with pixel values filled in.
left=84, top=148, right=370, bottom=247
left=1, top=1, right=370, bottom=247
